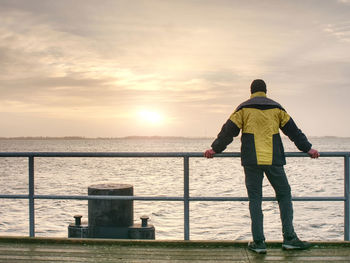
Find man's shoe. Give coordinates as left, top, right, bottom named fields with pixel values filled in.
left=248, top=241, right=267, bottom=254
left=282, top=236, right=312, bottom=250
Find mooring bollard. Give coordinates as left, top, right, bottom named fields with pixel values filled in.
left=68, top=215, right=89, bottom=238
left=88, top=183, right=134, bottom=238
left=128, top=215, right=155, bottom=239
left=141, top=215, right=149, bottom=227
left=68, top=183, right=155, bottom=239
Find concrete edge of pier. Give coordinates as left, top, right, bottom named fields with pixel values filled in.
left=1, top=236, right=350, bottom=248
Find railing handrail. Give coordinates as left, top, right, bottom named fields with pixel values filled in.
left=0, top=151, right=349, bottom=157
left=0, top=151, right=349, bottom=241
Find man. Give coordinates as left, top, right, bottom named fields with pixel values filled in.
left=204, top=79, right=320, bottom=254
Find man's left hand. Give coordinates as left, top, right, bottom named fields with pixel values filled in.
left=308, top=148, right=320, bottom=158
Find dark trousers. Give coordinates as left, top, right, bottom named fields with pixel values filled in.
left=244, top=165, right=296, bottom=242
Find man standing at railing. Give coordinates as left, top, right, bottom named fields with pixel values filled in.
left=204, top=79, right=320, bottom=254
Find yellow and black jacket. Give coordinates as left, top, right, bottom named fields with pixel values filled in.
left=211, top=92, right=312, bottom=166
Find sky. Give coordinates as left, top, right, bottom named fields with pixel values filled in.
left=0, top=0, right=350, bottom=138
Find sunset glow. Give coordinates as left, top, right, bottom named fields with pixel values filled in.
left=0, top=1, right=350, bottom=137
left=138, top=110, right=163, bottom=125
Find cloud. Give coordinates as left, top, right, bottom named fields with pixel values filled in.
left=324, top=22, right=350, bottom=42
left=338, top=0, right=350, bottom=4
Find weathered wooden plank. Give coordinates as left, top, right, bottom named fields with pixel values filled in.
left=0, top=243, right=247, bottom=262
left=1, top=238, right=350, bottom=263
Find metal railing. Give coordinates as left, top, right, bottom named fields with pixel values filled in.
left=0, top=151, right=349, bottom=240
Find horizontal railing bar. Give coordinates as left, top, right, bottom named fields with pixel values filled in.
left=34, top=195, right=184, bottom=201
left=190, top=196, right=346, bottom=201
left=0, top=152, right=226, bottom=158
left=0, top=195, right=29, bottom=199
left=0, top=152, right=349, bottom=158
left=0, top=195, right=345, bottom=202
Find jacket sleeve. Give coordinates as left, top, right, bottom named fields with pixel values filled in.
left=211, top=119, right=241, bottom=153
left=280, top=116, right=312, bottom=153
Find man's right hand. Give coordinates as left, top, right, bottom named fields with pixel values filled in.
left=308, top=148, right=320, bottom=158
left=204, top=149, right=216, bottom=158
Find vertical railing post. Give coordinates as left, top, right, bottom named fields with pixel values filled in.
left=29, top=156, right=35, bottom=237
left=184, top=156, right=190, bottom=240
left=345, top=154, right=350, bottom=241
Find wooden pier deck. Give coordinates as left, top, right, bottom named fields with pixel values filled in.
left=0, top=237, right=350, bottom=262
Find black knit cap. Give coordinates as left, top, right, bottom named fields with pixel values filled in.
left=250, top=79, right=267, bottom=94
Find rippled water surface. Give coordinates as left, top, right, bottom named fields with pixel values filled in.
left=0, top=137, right=349, bottom=241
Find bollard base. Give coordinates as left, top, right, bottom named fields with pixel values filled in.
left=88, top=226, right=130, bottom=239
left=128, top=224, right=155, bottom=240
left=68, top=223, right=89, bottom=238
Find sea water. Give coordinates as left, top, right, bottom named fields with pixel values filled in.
left=0, top=137, right=349, bottom=241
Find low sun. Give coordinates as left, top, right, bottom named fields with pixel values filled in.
left=138, top=110, right=163, bottom=124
